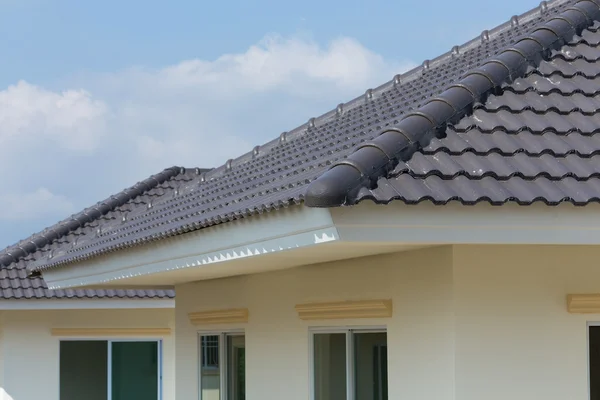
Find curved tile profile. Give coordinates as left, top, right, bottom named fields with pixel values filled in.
left=454, top=109, right=600, bottom=133
left=359, top=175, right=600, bottom=206
left=356, top=2, right=600, bottom=208
left=398, top=152, right=600, bottom=180
left=425, top=129, right=600, bottom=157
left=483, top=91, right=600, bottom=114
left=510, top=72, right=600, bottom=95
left=305, top=0, right=600, bottom=207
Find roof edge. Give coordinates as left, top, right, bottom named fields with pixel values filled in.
left=201, top=0, right=567, bottom=182
left=0, top=166, right=186, bottom=268
left=0, top=298, right=175, bottom=310
left=304, top=0, right=600, bottom=208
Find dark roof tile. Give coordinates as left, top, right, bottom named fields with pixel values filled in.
left=307, top=2, right=600, bottom=208
left=0, top=258, right=174, bottom=300
left=361, top=175, right=600, bottom=205
left=2, top=0, right=597, bottom=275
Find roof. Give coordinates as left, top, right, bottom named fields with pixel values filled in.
left=0, top=258, right=174, bottom=299
left=304, top=0, right=600, bottom=206
left=0, top=167, right=183, bottom=299
left=0, top=0, right=597, bottom=276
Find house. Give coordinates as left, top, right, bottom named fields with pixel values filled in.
left=4, top=0, right=600, bottom=399
left=0, top=253, right=176, bottom=400
left=0, top=173, right=177, bottom=400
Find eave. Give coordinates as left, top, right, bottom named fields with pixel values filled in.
left=38, top=202, right=600, bottom=290
left=0, top=298, right=174, bottom=310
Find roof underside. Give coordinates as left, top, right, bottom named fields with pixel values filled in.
left=0, top=0, right=597, bottom=279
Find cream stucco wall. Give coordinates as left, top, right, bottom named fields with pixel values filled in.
left=176, top=246, right=455, bottom=400
left=0, top=308, right=175, bottom=400
left=175, top=244, right=600, bottom=400
left=453, top=245, right=600, bottom=400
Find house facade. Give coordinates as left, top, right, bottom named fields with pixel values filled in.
left=4, top=0, right=600, bottom=399
left=175, top=241, right=600, bottom=400
left=0, top=250, right=175, bottom=400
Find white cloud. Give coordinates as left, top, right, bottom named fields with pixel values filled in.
left=0, top=34, right=415, bottom=243
left=0, top=81, right=108, bottom=152
left=157, top=35, right=394, bottom=93
left=0, top=188, right=74, bottom=221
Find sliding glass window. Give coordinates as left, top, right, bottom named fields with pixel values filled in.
left=59, top=340, right=161, bottom=400
left=312, top=329, right=387, bottom=400
left=199, top=332, right=245, bottom=400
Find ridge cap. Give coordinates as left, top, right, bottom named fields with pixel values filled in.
left=304, top=0, right=600, bottom=207
left=202, top=0, right=572, bottom=181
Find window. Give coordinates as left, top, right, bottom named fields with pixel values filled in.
left=199, top=332, right=245, bottom=400
left=591, top=325, right=600, bottom=399
left=59, top=340, right=162, bottom=400
left=201, top=335, right=220, bottom=369
left=312, top=328, right=387, bottom=400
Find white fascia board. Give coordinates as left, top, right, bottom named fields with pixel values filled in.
left=42, top=201, right=600, bottom=290
left=0, top=298, right=174, bottom=310
left=42, top=205, right=338, bottom=289
left=333, top=202, right=600, bottom=245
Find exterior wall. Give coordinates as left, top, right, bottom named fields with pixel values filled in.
left=176, top=246, right=455, bottom=400
left=453, top=245, right=600, bottom=400
left=176, top=244, right=600, bottom=400
left=0, top=314, right=4, bottom=399
left=0, top=308, right=175, bottom=400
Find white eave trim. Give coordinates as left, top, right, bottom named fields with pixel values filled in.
left=40, top=201, right=600, bottom=290
left=42, top=205, right=339, bottom=289
left=332, top=202, right=600, bottom=245
left=48, top=225, right=339, bottom=289
left=0, top=298, right=174, bottom=310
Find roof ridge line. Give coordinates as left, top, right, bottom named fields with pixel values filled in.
left=303, top=0, right=600, bottom=207
left=202, top=0, right=569, bottom=181
left=0, top=166, right=185, bottom=268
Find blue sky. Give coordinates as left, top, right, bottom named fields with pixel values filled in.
left=0, top=0, right=540, bottom=246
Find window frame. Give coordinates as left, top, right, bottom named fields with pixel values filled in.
left=58, top=337, right=163, bottom=400
left=308, top=325, right=387, bottom=400
left=197, top=329, right=245, bottom=400
left=587, top=321, right=600, bottom=400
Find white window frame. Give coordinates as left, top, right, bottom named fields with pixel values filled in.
left=309, top=325, right=387, bottom=400
left=197, top=330, right=245, bottom=400
left=58, top=337, right=163, bottom=400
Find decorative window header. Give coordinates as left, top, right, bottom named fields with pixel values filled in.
left=295, top=299, right=392, bottom=320
left=188, top=308, right=249, bottom=325
left=567, top=294, right=600, bottom=314
left=51, top=327, right=171, bottom=336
